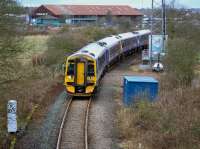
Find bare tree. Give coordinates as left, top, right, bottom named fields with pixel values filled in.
left=0, top=0, right=24, bottom=84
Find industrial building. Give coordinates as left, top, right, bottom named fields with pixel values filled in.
left=31, top=5, right=143, bottom=26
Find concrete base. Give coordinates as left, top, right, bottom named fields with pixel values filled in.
left=139, top=64, right=151, bottom=70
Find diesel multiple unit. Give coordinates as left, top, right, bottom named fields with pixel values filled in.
left=64, top=30, right=151, bottom=96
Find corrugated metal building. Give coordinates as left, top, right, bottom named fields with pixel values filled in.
left=31, top=5, right=143, bottom=26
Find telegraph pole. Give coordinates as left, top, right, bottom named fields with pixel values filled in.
left=162, top=0, right=166, bottom=53
left=150, top=0, right=167, bottom=64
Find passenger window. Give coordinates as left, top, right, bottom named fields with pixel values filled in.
left=87, top=64, right=95, bottom=76
left=67, top=63, right=74, bottom=75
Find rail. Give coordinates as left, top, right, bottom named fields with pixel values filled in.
left=56, top=97, right=92, bottom=149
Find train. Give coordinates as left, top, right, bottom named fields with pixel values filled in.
left=64, top=29, right=151, bottom=96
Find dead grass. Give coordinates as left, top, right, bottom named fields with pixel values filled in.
left=17, top=35, right=49, bottom=65
left=117, top=86, right=200, bottom=149
left=0, top=72, right=63, bottom=147
left=0, top=34, right=63, bottom=147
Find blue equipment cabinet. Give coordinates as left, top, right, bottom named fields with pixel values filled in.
left=123, top=76, right=158, bottom=105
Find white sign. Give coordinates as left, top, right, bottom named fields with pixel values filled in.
left=7, top=100, right=17, bottom=133
left=149, top=35, right=168, bottom=59
left=149, top=35, right=163, bottom=53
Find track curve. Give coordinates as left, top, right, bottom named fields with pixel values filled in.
left=56, top=97, right=92, bottom=149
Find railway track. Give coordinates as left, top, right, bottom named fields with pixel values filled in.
left=56, top=97, right=92, bottom=149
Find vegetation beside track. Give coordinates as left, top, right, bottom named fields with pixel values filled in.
left=44, top=26, right=118, bottom=66
left=117, top=8, right=200, bottom=149
left=0, top=7, right=132, bottom=147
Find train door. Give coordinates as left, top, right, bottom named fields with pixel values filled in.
left=76, top=62, right=85, bottom=85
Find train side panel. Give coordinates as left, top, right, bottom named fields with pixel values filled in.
left=109, top=42, right=121, bottom=62
left=96, top=52, right=107, bottom=81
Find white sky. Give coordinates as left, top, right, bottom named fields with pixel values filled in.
left=20, top=0, right=200, bottom=8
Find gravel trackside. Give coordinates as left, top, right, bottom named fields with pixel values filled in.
left=88, top=54, right=158, bottom=149
left=15, top=54, right=158, bottom=149
left=15, top=91, right=68, bottom=149
left=88, top=57, right=137, bottom=149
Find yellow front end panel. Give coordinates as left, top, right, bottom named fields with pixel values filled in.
left=67, top=86, right=75, bottom=93
left=65, top=56, right=98, bottom=96
left=87, top=76, right=95, bottom=82
left=86, top=86, right=95, bottom=94
left=65, top=76, right=74, bottom=83
left=77, top=62, right=85, bottom=85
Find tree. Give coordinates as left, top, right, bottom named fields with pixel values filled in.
left=0, top=0, right=24, bottom=84
left=164, top=8, right=199, bottom=87
left=0, top=0, right=24, bottom=57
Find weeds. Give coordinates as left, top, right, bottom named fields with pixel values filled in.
left=0, top=35, right=62, bottom=147
left=117, top=87, right=200, bottom=149
left=164, top=38, right=197, bottom=87
left=117, top=9, right=200, bottom=148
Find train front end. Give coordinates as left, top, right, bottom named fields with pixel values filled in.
left=64, top=55, right=96, bottom=96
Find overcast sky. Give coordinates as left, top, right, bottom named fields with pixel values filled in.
left=20, top=0, right=200, bottom=8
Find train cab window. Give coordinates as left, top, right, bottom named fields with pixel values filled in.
left=67, top=63, right=75, bottom=75
left=87, top=64, right=95, bottom=76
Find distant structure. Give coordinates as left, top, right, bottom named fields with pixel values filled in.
left=30, top=5, right=143, bottom=26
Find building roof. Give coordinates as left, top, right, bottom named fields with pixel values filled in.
left=33, top=4, right=143, bottom=16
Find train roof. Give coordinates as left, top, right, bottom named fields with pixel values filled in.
left=69, top=42, right=106, bottom=59
left=134, top=29, right=151, bottom=35
left=67, top=29, right=151, bottom=60
left=117, top=29, right=151, bottom=40
left=98, top=36, right=120, bottom=48
left=117, top=32, right=136, bottom=40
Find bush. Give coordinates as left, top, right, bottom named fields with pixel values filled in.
left=164, top=38, right=198, bottom=87
left=45, top=31, right=88, bottom=65
left=117, top=8, right=200, bottom=149
left=45, top=26, right=118, bottom=66
left=117, top=88, right=200, bottom=149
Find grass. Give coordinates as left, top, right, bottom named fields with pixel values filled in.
left=0, top=34, right=60, bottom=147
left=117, top=13, right=200, bottom=148
left=17, top=35, right=49, bottom=64
left=117, top=87, right=200, bottom=149
left=1, top=25, right=119, bottom=147
left=198, top=53, right=200, bottom=63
